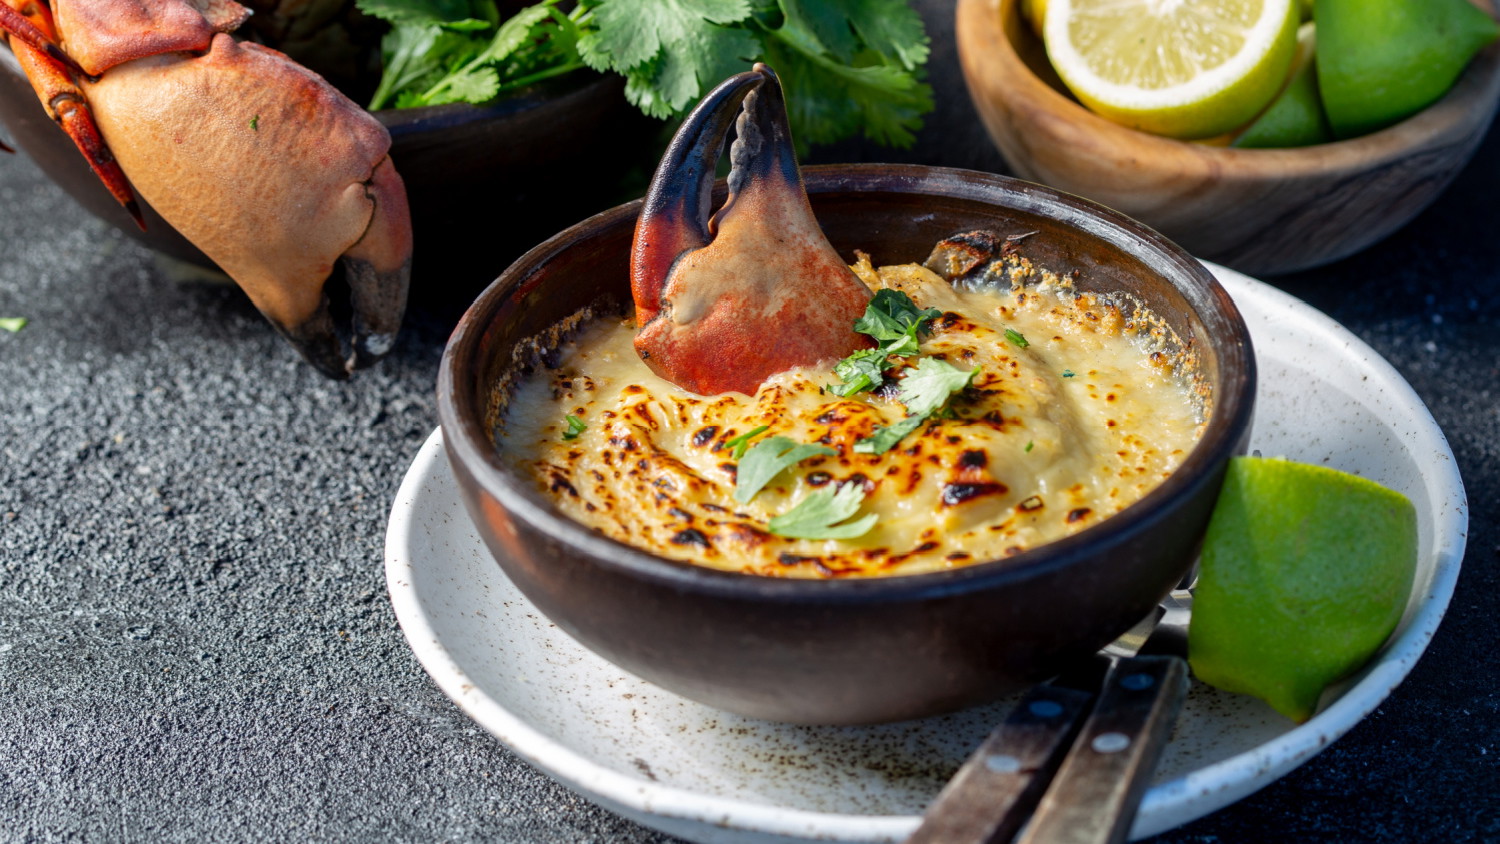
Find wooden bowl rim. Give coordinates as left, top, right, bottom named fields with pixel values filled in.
left=959, top=0, right=1500, bottom=178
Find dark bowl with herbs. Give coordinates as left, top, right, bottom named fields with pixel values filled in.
left=0, top=0, right=652, bottom=294
left=437, top=163, right=1257, bottom=725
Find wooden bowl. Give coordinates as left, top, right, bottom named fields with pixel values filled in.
left=0, top=50, right=653, bottom=293
left=956, top=0, right=1500, bottom=275
left=437, top=164, right=1257, bottom=725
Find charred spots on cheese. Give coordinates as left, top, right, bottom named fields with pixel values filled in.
left=942, top=482, right=1007, bottom=507
left=691, top=426, right=719, bottom=448
left=777, top=552, right=823, bottom=568
left=725, top=523, right=771, bottom=548
left=549, top=476, right=578, bottom=497
left=500, top=242, right=1206, bottom=579
left=958, top=449, right=988, bottom=470
left=670, top=528, right=711, bottom=548
left=608, top=434, right=641, bottom=451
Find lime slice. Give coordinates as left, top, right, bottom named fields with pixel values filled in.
left=1188, top=457, right=1417, bottom=723
left=1044, top=0, right=1300, bottom=139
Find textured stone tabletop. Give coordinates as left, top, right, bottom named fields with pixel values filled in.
left=3, top=11, right=1498, bottom=843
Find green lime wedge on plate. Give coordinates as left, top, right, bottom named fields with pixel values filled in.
left=1189, top=456, right=1417, bottom=723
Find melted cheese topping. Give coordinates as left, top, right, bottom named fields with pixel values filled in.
left=499, top=256, right=1204, bottom=578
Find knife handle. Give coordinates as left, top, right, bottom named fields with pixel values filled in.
left=907, top=683, right=1095, bottom=844
left=1015, top=655, right=1189, bottom=844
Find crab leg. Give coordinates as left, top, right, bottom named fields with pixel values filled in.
left=0, top=0, right=141, bottom=227
left=631, top=63, right=873, bottom=397
left=0, top=1, right=82, bottom=73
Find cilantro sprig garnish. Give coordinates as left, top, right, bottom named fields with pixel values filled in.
left=767, top=482, right=876, bottom=540
left=561, top=414, right=587, bottom=439
left=362, top=0, right=585, bottom=109
left=828, top=348, right=888, bottom=397
left=1005, top=328, right=1029, bottom=349
left=725, top=425, right=770, bottom=459
left=853, top=413, right=926, bottom=455
left=898, top=357, right=979, bottom=416
left=854, top=358, right=978, bottom=455
left=853, top=289, right=943, bottom=354
left=829, top=290, right=942, bottom=396
left=734, top=436, right=835, bottom=503
left=359, top=0, right=934, bottom=151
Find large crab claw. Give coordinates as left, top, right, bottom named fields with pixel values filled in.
left=631, top=63, right=872, bottom=396
left=0, top=0, right=411, bottom=378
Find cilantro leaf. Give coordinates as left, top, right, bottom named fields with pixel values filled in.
left=561, top=414, right=587, bottom=439
left=0, top=317, right=27, bottom=333
left=767, top=481, right=877, bottom=540
left=779, top=0, right=928, bottom=71
left=829, top=348, right=889, bottom=396
left=577, top=0, right=752, bottom=73
left=854, top=289, right=941, bottom=343
left=1005, top=328, right=1030, bottom=348
left=1062, top=369, right=1076, bottom=378
left=853, top=412, right=927, bottom=455
left=734, top=435, right=836, bottom=503
left=725, top=425, right=769, bottom=459
left=898, top=357, right=978, bottom=416
left=761, top=14, right=933, bottom=149
left=358, top=0, right=488, bottom=25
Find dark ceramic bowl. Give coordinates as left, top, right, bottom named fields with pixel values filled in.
left=438, top=165, right=1256, bottom=725
left=0, top=49, right=654, bottom=293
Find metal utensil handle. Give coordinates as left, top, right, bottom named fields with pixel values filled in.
left=1016, top=655, right=1189, bottom=844
left=907, top=684, right=1095, bottom=844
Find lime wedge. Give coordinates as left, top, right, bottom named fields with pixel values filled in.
left=1189, top=457, right=1417, bottom=723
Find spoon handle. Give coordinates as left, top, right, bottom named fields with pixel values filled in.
left=1016, top=655, right=1189, bottom=844
left=908, top=684, right=1094, bottom=844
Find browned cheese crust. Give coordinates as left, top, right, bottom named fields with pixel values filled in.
left=498, top=249, right=1205, bottom=578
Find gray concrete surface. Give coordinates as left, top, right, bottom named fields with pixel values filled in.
left=2, top=7, right=1498, bottom=841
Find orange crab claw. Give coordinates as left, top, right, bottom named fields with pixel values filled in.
left=1, top=0, right=412, bottom=378
left=82, top=33, right=411, bottom=378
left=1, top=0, right=142, bottom=228
left=630, top=63, right=872, bottom=397
left=0, top=1, right=84, bottom=75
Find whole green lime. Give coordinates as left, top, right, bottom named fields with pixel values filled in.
left=1189, top=457, right=1417, bottom=723
left=1316, top=0, right=1499, bottom=139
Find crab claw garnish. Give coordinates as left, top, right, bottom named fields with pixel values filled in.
left=631, top=63, right=872, bottom=396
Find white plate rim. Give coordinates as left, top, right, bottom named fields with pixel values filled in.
left=385, top=262, right=1468, bottom=841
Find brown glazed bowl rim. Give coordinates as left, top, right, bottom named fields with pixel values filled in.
left=438, top=164, right=1256, bottom=602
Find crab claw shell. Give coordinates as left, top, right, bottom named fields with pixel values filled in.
left=81, top=33, right=411, bottom=377
left=631, top=63, right=872, bottom=397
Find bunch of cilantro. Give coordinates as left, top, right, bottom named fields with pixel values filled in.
left=357, top=0, right=934, bottom=149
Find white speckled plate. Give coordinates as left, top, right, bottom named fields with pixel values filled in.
left=386, top=264, right=1467, bottom=843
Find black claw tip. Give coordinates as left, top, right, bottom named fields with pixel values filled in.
left=125, top=200, right=146, bottom=232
